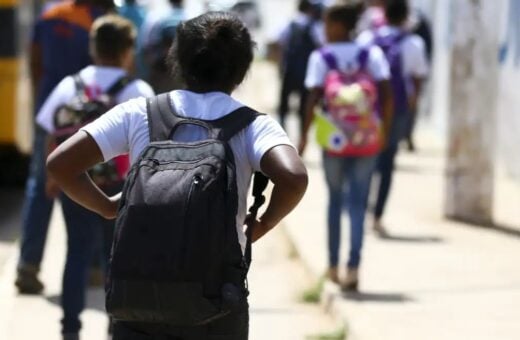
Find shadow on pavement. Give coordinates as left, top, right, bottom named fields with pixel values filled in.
left=378, top=233, right=443, bottom=243
left=449, top=216, right=520, bottom=239
left=342, top=291, right=414, bottom=303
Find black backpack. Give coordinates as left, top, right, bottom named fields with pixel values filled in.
left=53, top=74, right=133, bottom=191
left=282, top=21, right=319, bottom=83
left=106, top=93, right=268, bottom=326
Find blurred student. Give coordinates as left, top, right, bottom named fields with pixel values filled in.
left=357, top=0, right=387, bottom=32
left=16, top=0, right=115, bottom=295
left=35, top=15, right=154, bottom=340
left=358, top=0, right=428, bottom=235
left=404, top=6, right=433, bottom=151
left=47, top=11, right=307, bottom=339
left=118, top=0, right=145, bottom=30
left=277, top=0, right=324, bottom=135
left=299, top=3, right=392, bottom=291
left=139, top=0, right=185, bottom=93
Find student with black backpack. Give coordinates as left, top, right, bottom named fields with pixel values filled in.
left=277, top=0, right=324, bottom=134
left=35, top=15, right=154, bottom=340
left=46, top=11, right=308, bottom=340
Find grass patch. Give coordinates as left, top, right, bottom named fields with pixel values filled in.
left=306, top=326, right=347, bottom=340
left=301, top=276, right=325, bottom=304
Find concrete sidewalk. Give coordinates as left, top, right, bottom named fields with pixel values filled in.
left=285, top=126, right=520, bottom=340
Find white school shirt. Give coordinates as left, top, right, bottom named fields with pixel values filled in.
left=304, top=42, right=390, bottom=89
left=36, top=65, right=155, bottom=133
left=81, top=90, right=294, bottom=252
left=357, top=26, right=429, bottom=79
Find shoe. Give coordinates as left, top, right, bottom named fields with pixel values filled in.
left=88, top=267, right=105, bottom=288
left=63, top=333, right=79, bottom=340
left=15, top=265, right=44, bottom=295
left=341, top=268, right=359, bottom=292
left=327, top=267, right=340, bottom=284
left=406, top=138, right=416, bottom=152
left=373, top=219, right=388, bottom=237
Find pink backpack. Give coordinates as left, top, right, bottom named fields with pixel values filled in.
left=319, top=48, right=383, bottom=157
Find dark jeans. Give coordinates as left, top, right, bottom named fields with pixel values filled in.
left=278, top=73, right=308, bottom=133
left=18, top=127, right=55, bottom=269
left=374, top=113, right=408, bottom=219
left=60, top=194, right=113, bottom=334
left=112, top=304, right=249, bottom=340
left=323, top=154, right=376, bottom=269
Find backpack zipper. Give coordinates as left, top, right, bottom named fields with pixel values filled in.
left=180, top=174, right=203, bottom=273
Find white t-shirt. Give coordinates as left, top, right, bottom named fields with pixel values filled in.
left=36, top=65, right=155, bottom=133
left=357, top=26, right=429, bottom=79
left=304, top=42, right=390, bottom=89
left=81, top=90, right=294, bottom=251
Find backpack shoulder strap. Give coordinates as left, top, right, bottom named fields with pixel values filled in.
left=146, top=93, right=189, bottom=142
left=357, top=47, right=370, bottom=70
left=106, top=75, right=134, bottom=97
left=210, top=106, right=262, bottom=142
left=319, top=48, right=338, bottom=70
left=72, top=73, right=85, bottom=93
left=245, top=172, right=270, bottom=268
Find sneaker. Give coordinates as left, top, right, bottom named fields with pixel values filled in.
left=341, top=268, right=359, bottom=292
left=15, top=265, right=44, bottom=295
left=373, top=219, right=388, bottom=237
left=327, top=267, right=340, bottom=284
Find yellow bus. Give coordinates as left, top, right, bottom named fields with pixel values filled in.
left=0, top=0, right=31, bottom=186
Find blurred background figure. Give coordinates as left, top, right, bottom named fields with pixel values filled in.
left=358, top=0, right=428, bottom=235
left=358, top=0, right=387, bottom=32
left=300, top=2, right=392, bottom=292
left=139, top=0, right=185, bottom=93
left=274, top=0, right=324, bottom=136
left=117, top=0, right=147, bottom=77
left=403, top=5, right=432, bottom=151
left=117, top=0, right=145, bottom=30
left=33, top=15, right=153, bottom=339
left=15, top=0, right=115, bottom=295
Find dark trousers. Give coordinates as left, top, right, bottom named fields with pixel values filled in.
left=18, top=127, right=54, bottom=269
left=60, top=195, right=114, bottom=334
left=373, top=113, right=408, bottom=219
left=112, top=304, right=249, bottom=340
left=278, top=73, right=308, bottom=134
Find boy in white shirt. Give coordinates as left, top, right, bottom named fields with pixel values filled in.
left=35, top=15, right=154, bottom=340
left=299, top=3, right=392, bottom=291
left=358, top=0, right=429, bottom=235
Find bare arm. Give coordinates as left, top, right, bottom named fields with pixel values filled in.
left=250, top=145, right=308, bottom=242
left=298, top=87, right=323, bottom=155
left=409, top=77, right=424, bottom=113
left=47, top=131, right=120, bottom=219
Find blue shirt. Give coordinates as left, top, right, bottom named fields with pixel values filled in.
left=32, top=1, right=105, bottom=111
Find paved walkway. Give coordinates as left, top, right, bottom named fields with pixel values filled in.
left=0, top=206, right=337, bottom=339
left=285, top=126, right=520, bottom=340
left=0, top=60, right=339, bottom=340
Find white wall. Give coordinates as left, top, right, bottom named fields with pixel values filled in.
left=418, top=0, right=520, bottom=178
